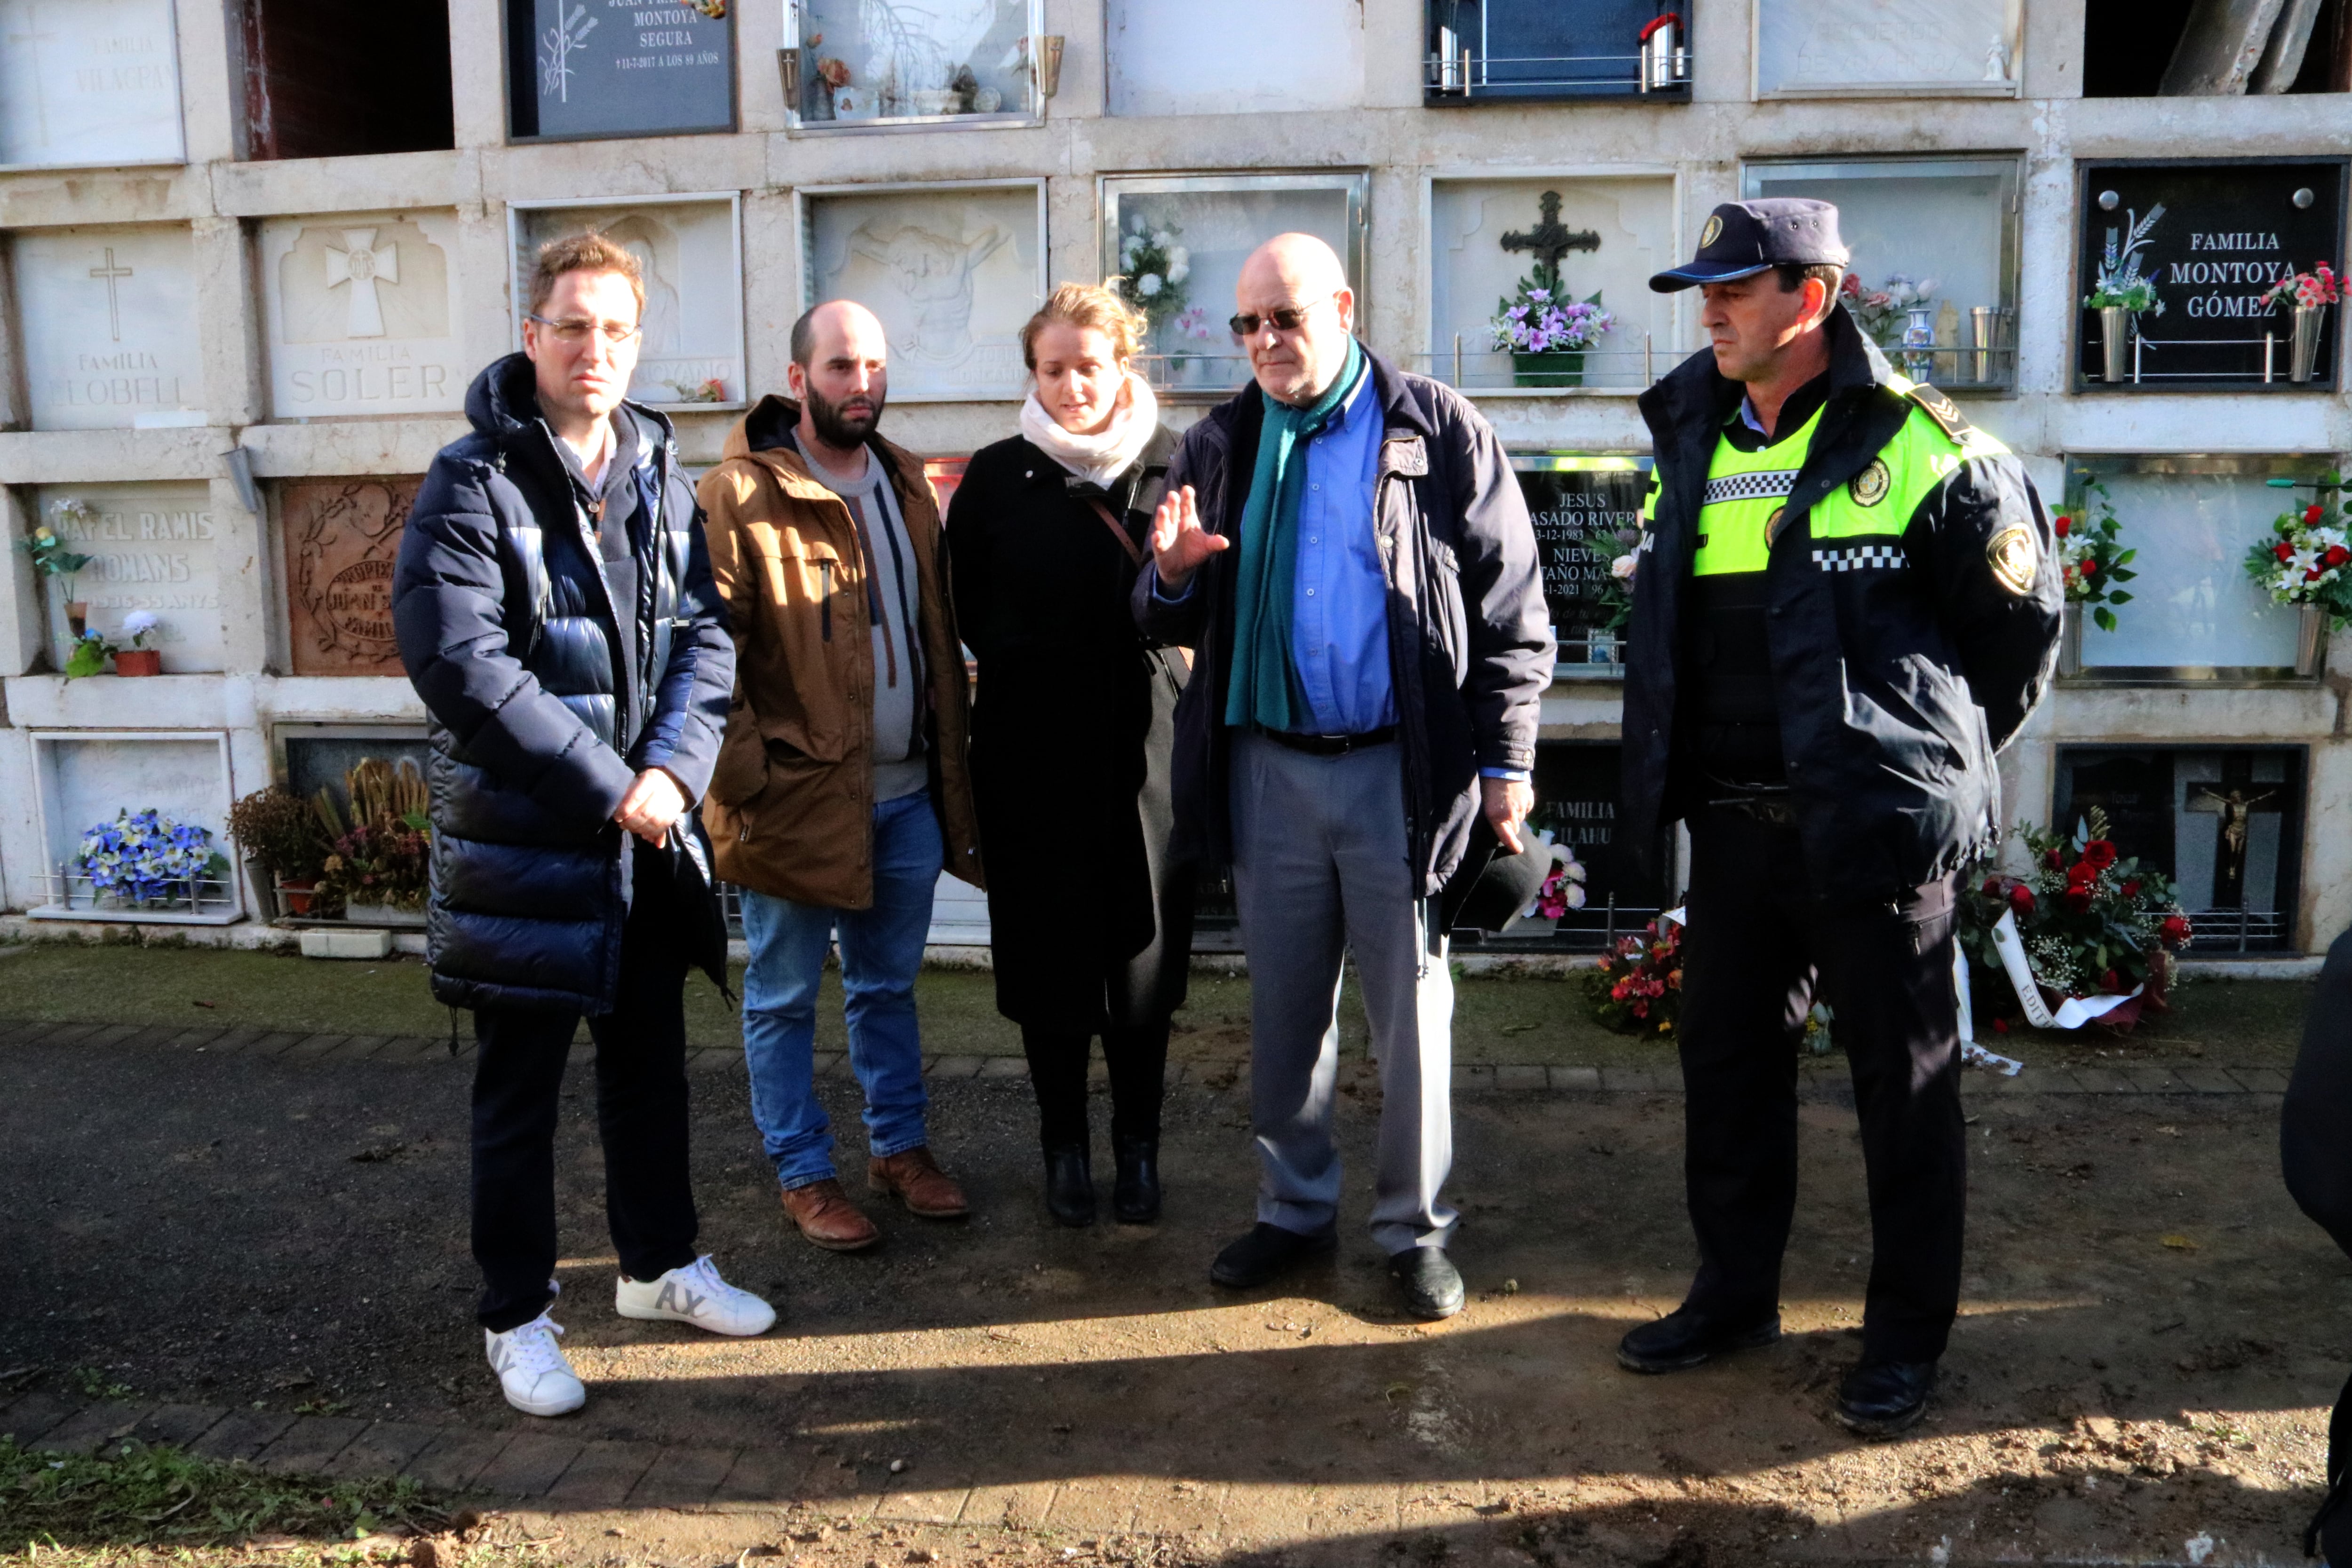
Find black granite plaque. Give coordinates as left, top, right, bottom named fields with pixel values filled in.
left=509, top=0, right=734, bottom=140
left=1518, top=456, right=1648, bottom=666
left=2076, top=158, right=2347, bottom=391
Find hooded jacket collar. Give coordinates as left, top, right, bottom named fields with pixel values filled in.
left=465, top=351, right=675, bottom=473
left=721, top=392, right=925, bottom=502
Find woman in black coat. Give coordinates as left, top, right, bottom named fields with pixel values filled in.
left=946, top=283, right=1192, bottom=1227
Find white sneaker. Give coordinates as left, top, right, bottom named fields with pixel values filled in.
left=485, top=1313, right=586, bottom=1417
left=614, top=1254, right=777, bottom=1337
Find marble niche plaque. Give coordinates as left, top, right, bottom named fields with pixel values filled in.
left=1429, top=177, right=1676, bottom=392
left=514, top=198, right=744, bottom=407
left=12, top=225, right=205, bottom=430
left=36, top=481, right=222, bottom=673
left=278, top=477, right=418, bottom=676
left=1106, top=0, right=1361, bottom=116
left=1101, top=176, right=1361, bottom=395
left=0, top=0, right=186, bottom=168
left=803, top=184, right=1041, bottom=400
left=261, top=212, right=464, bottom=419
left=516, top=0, right=733, bottom=139
left=1756, top=0, right=2021, bottom=97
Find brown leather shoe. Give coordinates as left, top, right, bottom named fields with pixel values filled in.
left=779, top=1178, right=880, bottom=1251
left=868, top=1147, right=969, bottom=1219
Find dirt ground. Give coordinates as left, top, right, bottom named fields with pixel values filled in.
left=0, top=994, right=2340, bottom=1568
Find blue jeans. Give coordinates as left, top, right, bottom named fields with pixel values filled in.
left=740, top=790, right=942, bottom=1191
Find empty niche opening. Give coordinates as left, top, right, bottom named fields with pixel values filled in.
left=2084, top=0, right=2351, bottom=95
left=240, top=0, right=455, bottom=159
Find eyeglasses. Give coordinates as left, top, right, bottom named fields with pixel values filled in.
left=1228, top=292, right=1341, bottom=338
left=526, top=313, right=643, bottom=346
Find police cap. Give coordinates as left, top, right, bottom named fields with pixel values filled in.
left=1649, top=198, right=1850, bottom=293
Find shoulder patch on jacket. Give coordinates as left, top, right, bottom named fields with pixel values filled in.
left=1986, top=525, right=2038, bottom=596
left=1900, top=381, right=1975, bottom=444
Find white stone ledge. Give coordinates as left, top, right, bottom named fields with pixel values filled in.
left=0, top=428, right=226, bottom=485
left=208, top=150, right=478, bottom=218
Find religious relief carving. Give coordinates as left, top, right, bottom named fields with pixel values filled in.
left=805, top=185, right=1040, bottom=399
left=263, top=212, right=463, bottom=418
left=514, top=199, right=744, bottom=405
left=279, top=478, right=418, bottom=676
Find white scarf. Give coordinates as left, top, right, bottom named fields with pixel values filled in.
left=1018, top=373, right=1159, bottom=490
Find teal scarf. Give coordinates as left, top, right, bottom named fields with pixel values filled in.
left=1224, top=337, right=1366, bottom=732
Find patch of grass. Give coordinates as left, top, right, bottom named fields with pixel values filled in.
left=0, top=1436, right=445, bottom=1552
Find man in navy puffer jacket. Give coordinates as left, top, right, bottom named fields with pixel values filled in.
left=394, top=235, right=769, bottom=1419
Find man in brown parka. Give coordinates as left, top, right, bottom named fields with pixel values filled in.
left=699, top=299, right=982, bottom=1252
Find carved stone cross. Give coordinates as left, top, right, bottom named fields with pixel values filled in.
left=326, top=229, right=401, bottom=339
left=87, top=247, right=134, bottom=342
left=1502, top=191, right=1600, bottom=289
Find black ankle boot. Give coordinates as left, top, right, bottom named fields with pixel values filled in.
left=1043, top=1144, right=1095, bottom=1227
left=1112, top=1134, right=1161, bottom=1224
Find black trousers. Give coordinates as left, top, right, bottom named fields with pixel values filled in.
left=2282, top=925, right=2352, bottom=1522
left=1020, top=1021, right=1169, bottom=1151
left=470, top=846, right=699, bottom=1332
left=1676, top=805, right=1965, bottom=1364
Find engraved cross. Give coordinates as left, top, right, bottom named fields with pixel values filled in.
left=87, top=247, right=134, bottom=343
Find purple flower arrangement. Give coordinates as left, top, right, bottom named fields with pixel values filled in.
left=1490, top=284, right=1616, bottom=355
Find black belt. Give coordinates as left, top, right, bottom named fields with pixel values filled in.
left=1254, top=724, right=1398, bottom=757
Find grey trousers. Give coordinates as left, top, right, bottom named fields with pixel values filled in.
left=1230, top=731, right=1458, bottom=1255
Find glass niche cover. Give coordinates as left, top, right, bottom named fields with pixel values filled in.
left=1098, top=174, right=1366, bottom=398
left=1422, top=0, right=1691, bottom=102
left=787, top=0, right=1042, bottom=128
left=1744, top=157, right=2020, bottom=393
left=2063, top=453, right=2331, bottom=680
left=1515, top=454, right=1648, bottom=673
left=2053, top=746, right=2305, bottom=952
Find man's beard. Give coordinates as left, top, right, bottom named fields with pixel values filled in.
left=807, top=381, right=883, bottom=448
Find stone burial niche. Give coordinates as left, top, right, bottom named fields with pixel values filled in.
left=0, top=0, right=188, bottom=169
left=2084, top=0, right=2352, bottom=96
left=236, top=0, right=453, bottom=158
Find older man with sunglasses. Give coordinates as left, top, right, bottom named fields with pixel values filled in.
left=1135, top=234, right=1551, bottom=1319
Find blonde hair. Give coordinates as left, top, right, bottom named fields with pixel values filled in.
left=527, top=232, right=645, bottom=317
left=1021, top=282, right=1145, bottom=369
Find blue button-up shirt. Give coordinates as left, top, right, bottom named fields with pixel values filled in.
left=1289, top=363, right=1394, bottom=735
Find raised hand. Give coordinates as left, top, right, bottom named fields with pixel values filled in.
left=1149, top=484, right=1227, bottom=592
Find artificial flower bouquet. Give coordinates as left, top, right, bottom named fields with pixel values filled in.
left=1959, top=808, right=2192, bottom=1033
left=1113, top=215, right=1191, bottom=335
left=75, top=809, right=228, bottom=907
left=1584, top=917, right=1682, bottom=1036
left=2243, top=475, right=2352, bottom=629
left=1489, top=281, right=1615, bottom=357
left=2055, top=479, right=2137, bottom=632
left=1840, top=271, right=1937, bottom=349
left=2260, top=262, right=2340, bottom=311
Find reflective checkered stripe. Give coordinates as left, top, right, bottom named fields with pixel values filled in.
left=1692, top=404, right=1826, bottom=578
left=1812, top=543, right=1911, bottom=572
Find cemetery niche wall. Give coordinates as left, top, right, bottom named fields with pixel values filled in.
left=1422, top=0, right=1692, bottom=102
left=1097, top=174, right=1365, bottom=398
left=2053, top=745, right=2307, bottom=952
left=1744, top=156, right=2020, bottom=394
left=508, top=0, right=733, bottom=140
left=511, top=196, right=745, bottom=408
left=786, top=0, right=1041, bottom=129
left=262, top=213, right=465, bottom=420
left=276, top=478, right=418, bottom=677
left=0, top=0, right=186, bottom=169
left=33, top=482, right=222, bottom=674
left=1516, top=454, right=1647, bottom=672
left=1754, top=0, right=2020, bottom=98
left=2075, top=159, right=2349, bottom=392
left=10, top=225, right=205, bottom=431
left=27, top=730, right=241, bottom=922
left=1428, top=175, right=1677, bottom=393
left=238, top=0, right=452, bottom=159
left=800, top=182, right=1043, bottom=401
left=2063, top=453, right=2332, bottom=680
left=1107, top=0, right=1361, bottom=117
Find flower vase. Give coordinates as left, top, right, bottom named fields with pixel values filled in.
left=1901, top=304, right=1938, bottom=380
left=2290, top=303, right=2327, bottom=383
left=65, top=601, right=87, bottom=640
left=2058, top=602, right=2083, bottom=678
left=2297, top=602, right=2328, bottom=676
left=1511, top=350, right=1584, bottom=388
left=2099, top=305, right=2132, bottom=384
left=275, top=877, right=317, bottom=918
left=114, top=648, right=161, bottom=676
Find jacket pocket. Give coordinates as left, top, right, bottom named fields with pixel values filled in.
left=747, top=535, right=853, bottom=761
left=707, top=705, right=770, bottom=807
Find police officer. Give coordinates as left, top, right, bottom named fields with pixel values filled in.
left=1614, top=199, right=2061, bottom=1435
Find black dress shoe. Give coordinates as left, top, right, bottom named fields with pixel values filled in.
left=1042, top=1144, right=1095, bottom=1228
left=1616, top=1305, right=1782, bottom=1374
left=1210, top=1222, right=1336, bottom=1288
left=1835, top=1358, right=1937, bottom=1436
left=1388, top=1247, right=1465, bottom=1320
left=1111, top=1134, right=1161, bottom=1225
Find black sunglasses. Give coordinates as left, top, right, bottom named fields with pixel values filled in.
left=1228, top=292, right=1340, bottom=338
